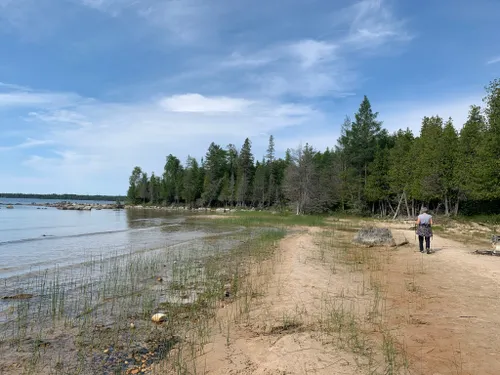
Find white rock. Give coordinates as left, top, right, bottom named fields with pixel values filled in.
left=151, top=313, right=167, bottom=323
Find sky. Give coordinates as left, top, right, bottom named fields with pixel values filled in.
left=0, top=0, right=499, bottom=195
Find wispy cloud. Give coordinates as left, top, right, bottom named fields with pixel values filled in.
left=486, top=56, right=500, bottom=65
left=289, top=39, right=337, bottom=68
left=0, top=92, right=81, bottom=108
left=342, top=0, right=412, bottom=49
left=77, top=0, right=218, bottom=43
left=211, top=0, right=410, bottom=98
left=0, top=138, right=53, bottom=151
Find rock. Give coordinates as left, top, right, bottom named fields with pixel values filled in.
left=156, top=277, right=163, bottom=282
left=130, top=322, right=135, bottom=329
left=151, top=313, right=167, bottom=323
left=353, top=226, right=396, bottom=247
left=6, top=205, right=14, bottom=209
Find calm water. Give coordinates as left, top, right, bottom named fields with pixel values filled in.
left=0, top=198, right=206, bottom=279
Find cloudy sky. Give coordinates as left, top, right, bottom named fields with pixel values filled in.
left=0, top=0, right=499, bottom=195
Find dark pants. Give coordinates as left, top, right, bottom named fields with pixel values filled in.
left=418, top=236, right=430, bottom=252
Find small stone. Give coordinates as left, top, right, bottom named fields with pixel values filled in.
left=156, top=277, right=163, bottom=282
left=151, top=313, right=167, bottom=323
left=131, top=369, right=139, bottom=375
left=104, top=349, right=110, bottom=354
left=130, top=322, right=135, bottom=329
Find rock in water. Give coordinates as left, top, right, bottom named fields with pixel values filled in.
left=353, top=226, right=395, bottom=247
left=151, top=313, right=167, bottom=323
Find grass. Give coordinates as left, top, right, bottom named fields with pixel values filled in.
left=0, top=220, right=285, bottom=374
left=314, top=223, right=411, bottom=375
left=203, top=210, right=329, bottom=227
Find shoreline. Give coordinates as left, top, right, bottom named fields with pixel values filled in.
left=2, top=213, right=500, bottom=374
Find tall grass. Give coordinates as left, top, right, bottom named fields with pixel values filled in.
left=0, top=223, right=286, bottom=374
left=315, top=224, right=410, bottom=375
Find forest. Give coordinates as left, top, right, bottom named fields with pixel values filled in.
left=126, top=78, right=500, bottom=217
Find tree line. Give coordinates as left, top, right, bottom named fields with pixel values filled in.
left=127, top=78, right=500, bottom=217
left=0, top=193, right=125, bottom=201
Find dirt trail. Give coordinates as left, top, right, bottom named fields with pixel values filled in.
left=176, top=224, right=500, bottom=375
left=385, top=227, right=500, bottom=375
left=190, top=228, right=365, bottom=374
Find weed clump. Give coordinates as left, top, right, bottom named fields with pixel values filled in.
left=353, top=226, right=395, bottom=247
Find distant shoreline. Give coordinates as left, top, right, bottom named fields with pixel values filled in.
left=0, top=193, right=125, bottom=201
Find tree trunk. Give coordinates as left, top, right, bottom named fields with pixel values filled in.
left=403, top=191, right=410, bottom=218
left=393, top=194, right=404, bottom=220
left=296, top=202, right=300, bottom=215
left=454, top=198, right=460, bottom=216
left=411, top=199, right=415, bottom=217
left=444, top=192, right=449, bottom=216
left=387, top=199, right=395, bottom=215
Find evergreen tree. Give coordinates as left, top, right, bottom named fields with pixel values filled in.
left=455, top=105, right=486, bottom=205
left=183, top=156, right=201, bottom=207
left=441, top=118, right=459, bottom=215
left=127, top=166, right=143, bottom=204
left=202, top=143, right=228, bottom=206
left=236, top=138, right=254, bottom=206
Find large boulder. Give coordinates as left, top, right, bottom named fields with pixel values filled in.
left=353, top=226, right=396, bottom=247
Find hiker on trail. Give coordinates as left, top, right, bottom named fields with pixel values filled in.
left=416, top=207, right=433, bottom=254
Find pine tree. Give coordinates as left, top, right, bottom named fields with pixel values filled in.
left=236, top=138, right=254, bottom=206
left=455, top=105, right=486, bottom=205
left=337, top=98, right=384, bottom=210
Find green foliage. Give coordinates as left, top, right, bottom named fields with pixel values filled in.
left=126, top=78, right=500, bottom=217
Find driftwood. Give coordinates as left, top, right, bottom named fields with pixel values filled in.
left=473, top=250, right=500, bottom=257
left=392, top=240, right=409, bottom=248
left=1, top=293, right=34, bottom=300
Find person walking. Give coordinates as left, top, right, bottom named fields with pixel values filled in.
left=416, top=207, right=433, bottom=254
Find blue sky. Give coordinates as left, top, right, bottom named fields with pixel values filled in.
left=0, top=0, right=499, bottom=195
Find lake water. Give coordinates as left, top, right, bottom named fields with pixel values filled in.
left=0, top=198, right=209, bottom=279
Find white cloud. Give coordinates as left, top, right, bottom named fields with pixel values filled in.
left=486, top=56, right=500, bottom=65
left=1, top=84, right=323, bottom=193
left=160, top=94, right=253, bottom=113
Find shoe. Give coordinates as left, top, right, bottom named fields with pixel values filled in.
left=426, top=249, right=431, bottom=254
